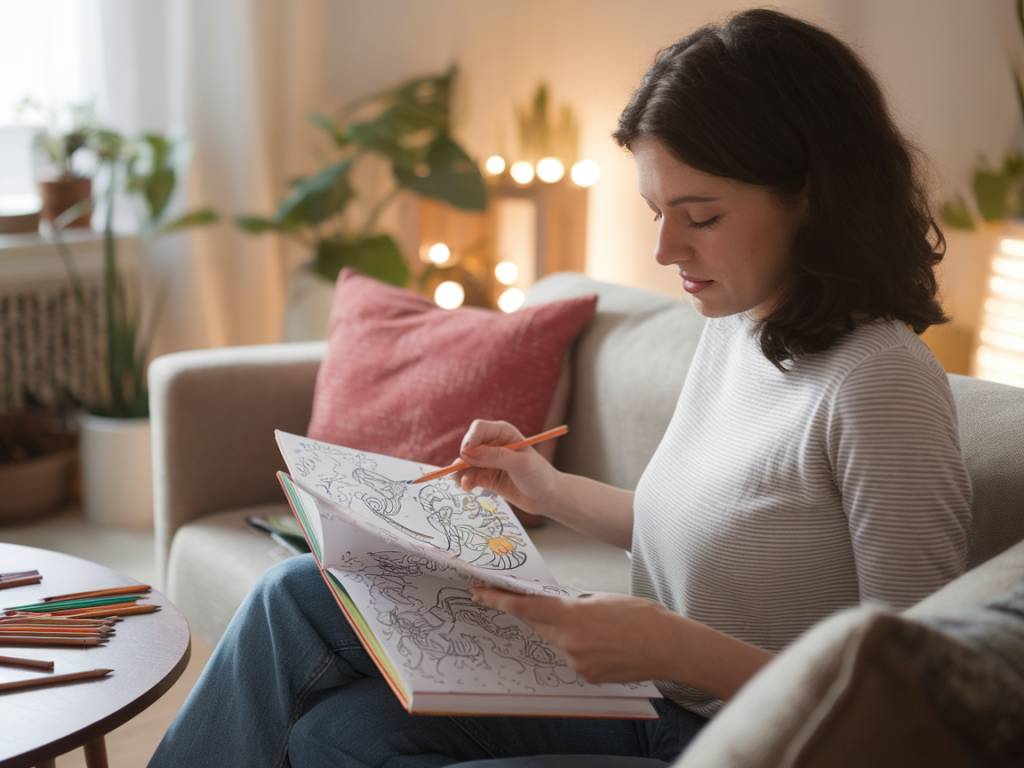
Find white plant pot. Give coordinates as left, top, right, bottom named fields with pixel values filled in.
left=283, top=264, right=336, bottom=341
left=79, top=413, right=154, bottom=529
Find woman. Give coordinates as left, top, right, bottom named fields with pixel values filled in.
left=150, top=8, right=971, bottom=767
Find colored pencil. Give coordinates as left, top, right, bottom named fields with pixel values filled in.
left=0, top=626, right=112, bottom=636
left=0, top=576, right=42, bottom=590
left=408, top=425, right=570, bottom=484
left=41, top=584, right=151, bottom=602
left=4, top=594, right=147, bottom=613
left=0, top=655, right=54, bottom=671
left=0, top=571, right=39, bottom=581
left=0, top=616, right=113, bottom=627
left=0, top=635, right=107, bottom=647
left=46, top=604, right=159, bottom=618
left=0, top=668, right=112, bottom=693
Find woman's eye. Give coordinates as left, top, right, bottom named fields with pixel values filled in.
left=689, top=215, right=720, bottom=229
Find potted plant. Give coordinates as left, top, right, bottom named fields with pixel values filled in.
left=0, top=394, right=78, bottom=523
left=237, top=65, right=488, bottom=339
left=18, top=99, right=99, bottom=228
left=48, top=129, right=218, bottom=527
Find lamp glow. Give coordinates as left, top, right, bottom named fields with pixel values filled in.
left=974, top=235, right=1024, bottom=385
left=536, top=157, right=565, bottom=183
left=434, top=280, right=465, bottom=310
left=427, top=242, right=451, bottom=265
left=497, top=287, right=525, bottom=313
left=494, top=261, right=519, bottom=286
left=570, top=159, right=600, bottom=187
left=485, top=155, right=506, bottom=175
left=509, top=161, right=534, bottom=185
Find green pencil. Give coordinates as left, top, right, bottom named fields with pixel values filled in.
left=4, top=594, right=148, bottom=613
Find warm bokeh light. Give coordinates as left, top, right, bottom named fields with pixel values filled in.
left=536, top=157, right=565, bottom=183
left=497, top=287, right=525, bottom=313
left=485, top=155, right=506, bottom=175
left=974, top=237, right=1024, bottom=386
left=434, top=280, right=465, bottom=310
left=427, top=242, right=451, bottom=265
left=494, top=261, right=519, bottom=286
left=509, top=161, right=534, bottom=185
left=570, top=159, right=600, bottom=187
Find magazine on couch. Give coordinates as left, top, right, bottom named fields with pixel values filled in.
left=274, top=430, right=660, bottom=718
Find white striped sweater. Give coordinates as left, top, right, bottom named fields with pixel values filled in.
left=630, top=311, right=972, bottom=717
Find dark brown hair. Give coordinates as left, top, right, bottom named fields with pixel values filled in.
left=612, top=8, right=948, bottom=371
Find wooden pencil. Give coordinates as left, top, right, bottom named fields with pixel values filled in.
left=0, top=668, right=112, bottom=693
left=0, top=571, right=39, bottom=581
left=0, top=576, right=43, bottom=590
left=0, top=616, right=113, bottom=627
left=47, top=604, right=158, bottom=618
left=41, top=584, right=152, bottom=602
left=0, top=654, right=54, bottom=671
left=5, top=594, right=146, bottom=612
left=0, top=635, right=107, bottom=647
left=409, top=424, right=570, bottom=484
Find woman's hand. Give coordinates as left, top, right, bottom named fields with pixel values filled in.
left=453, top=419, right=562, bottom=517
left=471, top=586, right=683, bottom=684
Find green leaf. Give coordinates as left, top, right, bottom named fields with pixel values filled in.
left=236, top=215, right=284, bottom=233
left=159, top=208, right=219, bottom=234
left=938, top=197, right=976, bottom=230
left=91, top=128, right=125, bottom=161
left=393, top=134, right=487, bottom=211
left=973, top=168, right=1011, bottom=221
left=276, top=159, right=354, bottom=226
left=309, top=112, right=350, bottom=147
left=312, top=235, right=410, bottom=286
left=126, top=135, right=178, bottom=223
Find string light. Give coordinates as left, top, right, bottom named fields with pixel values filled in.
left=536, top=157, right=565, bottom=183
left=494, top=261, right=519, bottom=286
left=434, top=280, right=465, bottom=310
left=427, top=242, right=451, bottom=265
left=485, top=155, right=506, bottom=175
left=509, top=161, right=534, bottom=185
left=497, top=287, right=525, bottom=313
left=570, top=159, right=600, bottom=187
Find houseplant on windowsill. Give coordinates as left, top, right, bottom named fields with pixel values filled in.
left=237, top=65, right=488, bottom=340
left=49, top=129, right=218, bottom=528
left=18, top=99, right=99, bottom=228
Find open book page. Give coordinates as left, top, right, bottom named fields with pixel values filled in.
left=318, top=508, right=659, bottom=705
left=276, top=431, right=578, bottom=596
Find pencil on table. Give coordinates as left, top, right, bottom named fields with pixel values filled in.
left=4, top=594, right=146, bottom=613
left=0, top=654, right=54, bottom=671
left=0, top=616, right=113, bottom=627
left=46, top=604, right=159, bottom=618
left=408, top=425, right=570, bottom=484
left=0, top=635, right=108, bottom=647
left=0, top=626, right=113, bottom=636
left=0, top=576, right=43, bottom=590
left=0, top=571, right=40, bottom=582
left=0, top=668, right=112, bottom=693
left=40, top=584, right=151, bottom=602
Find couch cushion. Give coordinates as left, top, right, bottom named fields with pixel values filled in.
left=524, top=273, right=705, bottom=491
left=307, top=268, right=596, bottom=473
left=947, top=375, right=1024, bottom=566
left=168, top=505, right=633, bottom=646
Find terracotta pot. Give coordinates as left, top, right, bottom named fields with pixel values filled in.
left=0, top=448, right=76, bottom=523
left=38, top=176, right=92, bottom=228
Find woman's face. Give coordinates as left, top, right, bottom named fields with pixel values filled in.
left=632, top=135, right=808, bottom=320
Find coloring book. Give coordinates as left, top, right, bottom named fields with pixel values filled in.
left=275, top=430, right=660, bottom=718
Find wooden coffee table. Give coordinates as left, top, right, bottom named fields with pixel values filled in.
left=0, top=543, right=190, bottom=768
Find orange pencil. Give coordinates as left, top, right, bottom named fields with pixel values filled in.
left=47, top=604, right=159, bottom=618
left=0, top=635, right=107, bottom=647
left=409, top=425, right=569, bottom=484
left=41, top=584, right=151, bottom=602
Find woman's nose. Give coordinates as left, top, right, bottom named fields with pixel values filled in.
left=654, top=222, right=689, bottom=266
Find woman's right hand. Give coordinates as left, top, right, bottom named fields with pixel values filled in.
left=452, top=419, right=562, bottom=517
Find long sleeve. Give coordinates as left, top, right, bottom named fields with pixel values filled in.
left=827, top=346, right=972, bottom=610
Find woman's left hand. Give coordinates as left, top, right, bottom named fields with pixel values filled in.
left=471, top=586, right=682, bottom=684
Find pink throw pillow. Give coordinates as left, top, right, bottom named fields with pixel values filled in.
left=306, top=269, right=597, bottom=519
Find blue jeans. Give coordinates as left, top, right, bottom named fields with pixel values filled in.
left=149, top=554, right=707, bottom=768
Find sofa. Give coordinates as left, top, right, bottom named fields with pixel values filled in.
left=150, top=272, right=1024, bottom=766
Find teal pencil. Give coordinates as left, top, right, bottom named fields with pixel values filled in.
left=4, top=594, right=147, bottom=613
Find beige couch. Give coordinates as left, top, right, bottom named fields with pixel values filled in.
left=150, top=272, right=1024, bottom=764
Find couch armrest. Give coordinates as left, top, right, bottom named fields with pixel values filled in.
left=149, top=342, right=325, bottom=585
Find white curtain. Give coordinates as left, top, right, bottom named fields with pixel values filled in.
left=86, top=0, right=328, bottom=354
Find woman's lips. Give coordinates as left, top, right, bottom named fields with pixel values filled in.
left=682, top=276, right=714, bottom=294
